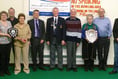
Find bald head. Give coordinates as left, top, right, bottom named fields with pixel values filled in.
left=52, top=7, right=59, bottom=17
left=70, top=9, right=77, bottom=18
left=98, top=8, right=105, bottom=12
left=98, top=8, right=105, bottom=18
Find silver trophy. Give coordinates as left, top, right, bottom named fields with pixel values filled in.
left=85, top=29, right=98, bottom=43
left=7, top=28, right=18, bottom=38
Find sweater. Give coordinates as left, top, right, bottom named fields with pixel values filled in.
left=66, top=17, right=81, bottom=43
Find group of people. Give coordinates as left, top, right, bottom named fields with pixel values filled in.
left=0, top=7, right=118, bottom=77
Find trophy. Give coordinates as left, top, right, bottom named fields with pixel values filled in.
left=85, top=29, right=98, bottom=43
left=7, top=28, right=18, bottom=38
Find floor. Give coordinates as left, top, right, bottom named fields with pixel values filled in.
left=0, top=66, right=118, bottom=79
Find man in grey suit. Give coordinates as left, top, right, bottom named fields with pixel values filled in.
left=46, top=7, right=66, bottom=71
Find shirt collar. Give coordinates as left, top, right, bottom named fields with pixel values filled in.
left=87, top=23, right=93, bottom=25
left=8, top=17, right=16, bottom=21
left=53, top=16, right=58, bottom=19
left=98, top=17, right=106, bottom=19
left=70, top=17, right=76, bottom=20
left=34, top=19, right=38, bottom=21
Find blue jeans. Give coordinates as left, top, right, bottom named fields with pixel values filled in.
left=113, top=42, right=118, bottom=72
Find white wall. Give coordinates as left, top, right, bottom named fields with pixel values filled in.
left=0, top=0, right=117, bottom=65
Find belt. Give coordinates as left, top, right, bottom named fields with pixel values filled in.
left=34, top=37, right=40, bottom=39
left=99, top=36, right=108, bottom=39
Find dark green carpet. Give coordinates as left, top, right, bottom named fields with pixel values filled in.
left=0, top=66, right=118, bottom=79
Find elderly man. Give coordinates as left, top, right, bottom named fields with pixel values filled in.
left=46, top=7, right=66, bottom=71
left=94, top=8, right=112, bottom=71
left=65, top=9, right=81, bottom=72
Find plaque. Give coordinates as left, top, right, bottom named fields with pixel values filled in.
left=85, top=29, right=98, bottom=43
left=7, top=28, right=18, bottom=38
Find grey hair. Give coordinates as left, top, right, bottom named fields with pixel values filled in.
left=52, top=7, right=59, bottom=11
left=86, top=14, right=94, bottom=19
left=98, top=8, right=105, bottom=13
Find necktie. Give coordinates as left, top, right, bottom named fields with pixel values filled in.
left=55, top=18, right=56, bottom=25
left=36, top=20, right=40, bottom=37
left=53, top=17, right=57, bottom=35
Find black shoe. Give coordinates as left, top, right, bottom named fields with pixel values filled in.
left=109, top=71, right=118, bottom=74
left=39, top=67, right=47, bottom=71
left=58, top=68, right=63, bottom=71
left=109, top=71, right=117, bottom=74
left=0, top=72, right=4, bottom=77
left=103, top=67, right=107, bottom=71
left=5, top=71, right=11, bottom=75
left=98, top=67, right=102, bottom=71
left=32, top=67, right=37, bottom=72
left=84, top=68, right=88, bottom=72
left=73, top=68, right=77, bottom=72
left=89, top=68, right=94, bottom=72
left=66, top=68, right=71, bottom=72
left=48, top=68, right=55, bottom=71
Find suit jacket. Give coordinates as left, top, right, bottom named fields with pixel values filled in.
left=28, top=19, right=45, bottom=41
left=46, top=17, right=66, bottom=43
left=113, top=18, right=118, bottom=42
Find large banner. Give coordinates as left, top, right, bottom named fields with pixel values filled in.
left=29, top=0, right=101, bottom=16
left=29, top=0, right=71, bottom=16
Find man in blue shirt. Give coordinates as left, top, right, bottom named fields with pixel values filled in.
left=94, top=8, right=112, bottom=71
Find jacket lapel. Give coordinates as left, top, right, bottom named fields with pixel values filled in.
left=38, top=19, right=42, bottom=30
left=31, top=19, right=35, bottom=34
left=57, top=17, right=61, bottom=27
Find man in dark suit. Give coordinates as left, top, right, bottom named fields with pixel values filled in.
left=46, top=7, right=66, bottom=71
left=28, top=10, right=46, bottom=71
left=109, top=18, right=118, bottom=74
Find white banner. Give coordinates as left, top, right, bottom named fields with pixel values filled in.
left=29, top=0, right=71, bottom=16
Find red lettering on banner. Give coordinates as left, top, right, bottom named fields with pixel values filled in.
left=78, top=0, right=100, bottom=4
left=71, top=0, right=101, bottom=16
